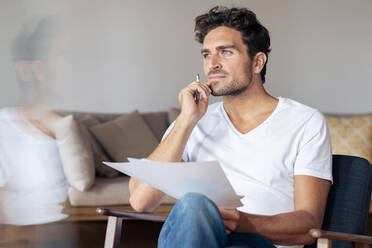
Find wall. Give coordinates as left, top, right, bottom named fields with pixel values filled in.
left=0, top=0, right=371, bottom=114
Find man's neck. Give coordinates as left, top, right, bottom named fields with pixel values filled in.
left=222, top=80, right=278, bottom=123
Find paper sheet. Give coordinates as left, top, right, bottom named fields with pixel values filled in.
left=103, top=159, right=243, bottom=208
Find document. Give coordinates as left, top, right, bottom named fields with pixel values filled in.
left=103, top=158, right=243, bottom=208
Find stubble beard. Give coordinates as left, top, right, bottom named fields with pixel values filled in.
left=211, top=69, right=253, bottom=97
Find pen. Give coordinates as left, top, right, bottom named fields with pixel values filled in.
left=194, top=74, right=202, bottom=102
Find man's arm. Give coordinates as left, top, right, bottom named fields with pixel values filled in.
left=129, top=81, right=212, bottom=212
left=221, top=175, right=330, bottom=245
left=129, top=115, right=195, bottom=212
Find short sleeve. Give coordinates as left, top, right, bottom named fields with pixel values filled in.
left=161, top=121, right=189, bottom=162
left=294, top=111, right=333, bottom=183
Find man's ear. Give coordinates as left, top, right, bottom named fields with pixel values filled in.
left=14, top=61, right=35, bottom=82
left=30, top=60, right=46, bottom=83
left=252, top=52, right=267, bottom=75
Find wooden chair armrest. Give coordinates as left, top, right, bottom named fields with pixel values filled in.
left=309, top=228, right=372, bottom=244
left=96, top=208, right=168, bottom=222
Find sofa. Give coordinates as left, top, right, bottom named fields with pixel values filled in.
left=57, top=108, right=372, bottom=210
left=58, top=108, right=181, bottom=208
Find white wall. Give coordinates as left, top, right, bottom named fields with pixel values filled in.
left=0, top=0, right=371, bottom=114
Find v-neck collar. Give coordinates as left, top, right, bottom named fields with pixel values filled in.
left=6, top=107, right=56, bottom=142
left=220, top=97, right=283, bottom=137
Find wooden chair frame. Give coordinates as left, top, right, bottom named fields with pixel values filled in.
left=96, top=207, right=372, bottom=248
left=96, top=208, right=167, bottom=248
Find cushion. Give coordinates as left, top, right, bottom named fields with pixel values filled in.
left=68, top=177, right=130, bottom=206
left=90, top=110, right=159, bottom=162
left=76, top=115, right=121, bottom=178
left=58, top=110, right=169, bottom=142
left=68, top=176, right=177, bottom=206
left=55, top=115, right=95, bottom=191
left=142, top=112, right=169, bottom=142
left=168, top=107, right=180, bottom=124
left=325, top=114, right=372, bottom=163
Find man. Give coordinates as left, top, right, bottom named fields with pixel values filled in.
left=129, top=6, right=332, bottom=248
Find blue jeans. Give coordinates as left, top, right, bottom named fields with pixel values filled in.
left=158, top=193, right=276, bottom=248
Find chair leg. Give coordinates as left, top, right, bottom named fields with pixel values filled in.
left=104, top=216, right=123, bottom=248
left=317, top=238, right=332, bottom=248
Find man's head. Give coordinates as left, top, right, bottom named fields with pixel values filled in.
left=194, top=6, right=271, bottom=96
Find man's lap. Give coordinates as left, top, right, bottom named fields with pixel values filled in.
left=158, top=192, right=275, bottom=248
left=227, top=233, right=276, bottom=248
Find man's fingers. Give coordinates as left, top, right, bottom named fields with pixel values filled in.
left=191, top=83, right=210, bottom=99
left=219, top=208, right=240, bottom=234
left=190, top=81, right=211, bottom=93
left=198, top=82, right=212, bottom=94
left=219, top=208, right=239, bottom=220
left=223, top=220, right=235, bottom=234
left=188, top=82, right=210, bottom=100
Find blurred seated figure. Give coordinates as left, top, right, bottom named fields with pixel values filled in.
left=0, top=108, right=68, bottom=225
left=0, top=16, right=77, bottom=247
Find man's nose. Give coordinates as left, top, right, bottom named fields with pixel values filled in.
left=209, top=55, right=222, bottom=71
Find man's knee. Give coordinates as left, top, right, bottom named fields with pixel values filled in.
left=173, top=192, right=219, bottom=219
left=177, top=192, right=215, bottom=209
left=159, top=193, right=227, bottom=247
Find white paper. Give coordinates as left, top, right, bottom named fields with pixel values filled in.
left=103, top=159, right=243, bottom=208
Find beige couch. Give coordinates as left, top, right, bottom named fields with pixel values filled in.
left=58, top=108, right=180, bottom=207
left=59, top=108, right=371, bottom=209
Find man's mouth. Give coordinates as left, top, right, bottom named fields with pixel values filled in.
left=209, top=74, right=227, bottom=80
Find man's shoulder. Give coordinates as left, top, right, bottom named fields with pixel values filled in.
left=189, top=102, right=224, bottom=136
left=162, top=102, right=223, bottom=141
left=206, top=101, right=222, bottom=115
left=281, top=97, right=317, bottom=112
left=275, top=97, right=327, bottom=132
left=280, top=97, right=323, bottom=120
left=198, top=101, right=223, bottom=124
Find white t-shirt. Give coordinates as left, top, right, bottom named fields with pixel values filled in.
left=0, top=108, right=69, bottom=225
left=163, top=97, right=332, bottom=248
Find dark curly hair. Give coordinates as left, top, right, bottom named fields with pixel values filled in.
left=195, top=6, right=271, bottom=83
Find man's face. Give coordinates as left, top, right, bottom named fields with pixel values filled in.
left=201, top=26, right=252, bottom=96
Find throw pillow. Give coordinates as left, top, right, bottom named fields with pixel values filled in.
left=90, top=110, right=159, bottom=162
left=55, top=115, right=95, bottom=191
left=325, top=114, right=372, bottom=163
left=142, top=112, right=169, bottom=142
left=76, top=115, right=121, bottom=178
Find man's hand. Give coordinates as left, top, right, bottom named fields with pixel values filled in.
left=219, top=207, right=240, bottom=234
left=178, top=81, right=211, bottom=126
left=129, top=81, right=211, bottom=213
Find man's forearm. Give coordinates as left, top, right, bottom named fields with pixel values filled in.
left=129, top=115, right=196, bottom=212
left=148, top=115, right=195, bottom=162
left=237, top=210, right=320, bottom=245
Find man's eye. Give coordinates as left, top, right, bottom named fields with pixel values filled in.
left=222, top=50, right=232, bottom=55
left=202, top=53, right=210, bottom=58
